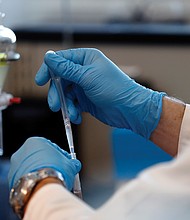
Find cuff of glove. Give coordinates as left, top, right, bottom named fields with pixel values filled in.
left=120, top=91, right=166, bottom=139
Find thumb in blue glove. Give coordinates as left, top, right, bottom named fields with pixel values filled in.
left=8, top=137, right=81, bottom=191
left=35, top=48, right=166, bottom=139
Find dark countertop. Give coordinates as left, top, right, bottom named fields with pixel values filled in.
left=14, top=23, right=190, bottom=45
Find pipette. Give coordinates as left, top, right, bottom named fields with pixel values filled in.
left=49, top=62, right=82, bottom=199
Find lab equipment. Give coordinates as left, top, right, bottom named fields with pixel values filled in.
left=0, top=12, right=20, bottom=155
left=0, top=12, right=20, bottom=92
left=49, top=63, right=82, bottom=199
left=0, top=92, right=20, bottom=155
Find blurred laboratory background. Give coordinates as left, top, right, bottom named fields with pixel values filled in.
left=1, top=0, right=190, bottom=219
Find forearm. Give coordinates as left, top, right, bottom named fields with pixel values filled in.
left=24, top=150, right=190, bottom=220
left=24, top=180, right=94, bottom=220
left=22, top=97, right=189, bottom=220
left=150, top=96, right=185, bottom=156
left=24, top=177, right=63, bottom=215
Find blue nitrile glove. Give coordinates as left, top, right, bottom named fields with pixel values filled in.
left=8, top=137, right=81, bottom=191
left=35, top=48, right=166, bottom=139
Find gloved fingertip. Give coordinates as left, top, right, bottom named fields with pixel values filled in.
left=72, top=159, right=82, bottom=172
left=46, top=50, right=56, bottom=55
left=35, top=63, right=50, bottom=86
left=48, top=95, right=60, bottom=112
left=69, top=110, right=81, bottom=124
left=48, top=83, right=61, bottom=112
left=67, top=100, right=82, bottom=124
left=34, top=74, right=39, bottom=84
left=44, top=50, right=60, bottom=65
left=73, top=113, right=82, bottom=124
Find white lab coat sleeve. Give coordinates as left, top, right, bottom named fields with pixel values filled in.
left=24, top=105, right=190, bottom=220
left=178, top=104, right=190, bottom=153
left=24, top=183, right=95, bottom=220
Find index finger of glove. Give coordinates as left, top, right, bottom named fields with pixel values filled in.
left=56, top=48, right=90, bottom=65
left=44, top=51, right=86, bottom=85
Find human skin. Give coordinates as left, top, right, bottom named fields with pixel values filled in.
left=24, top=96, right=186, bottom=216
left=150, top=96, right=185, bottom=156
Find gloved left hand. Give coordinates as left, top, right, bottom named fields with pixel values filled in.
left=8, top=137, right=81, bottom=191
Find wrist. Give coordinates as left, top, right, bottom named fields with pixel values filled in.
left=9, top=168, right=66, bottom=219
left=150, top=96, right=185, bottom=156
left=24, top=177, right=63, bottom=214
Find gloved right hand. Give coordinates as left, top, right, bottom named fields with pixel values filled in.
left=8, top=137, right=81, bottom=191
left=35, top=48, right=166, bottom=139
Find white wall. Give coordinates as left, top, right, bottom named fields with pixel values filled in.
left=3, top=0, right=190, bottom=28
left=0, top=0, right=133, bottom=28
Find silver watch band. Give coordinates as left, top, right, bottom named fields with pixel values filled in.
left=9, top=168, right=65, bottom=219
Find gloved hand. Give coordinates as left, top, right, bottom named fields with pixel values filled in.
left=35, top=48, right=166, bottom=139
left=8, top=137, right=81, bottom=191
